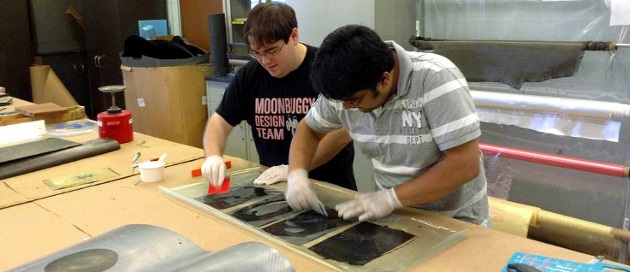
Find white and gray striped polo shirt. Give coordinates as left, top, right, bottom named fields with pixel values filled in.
left=305, top=41, right=489, bottom=226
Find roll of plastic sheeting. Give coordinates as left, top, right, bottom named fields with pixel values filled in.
left=0, top=138, right=120, bottom=180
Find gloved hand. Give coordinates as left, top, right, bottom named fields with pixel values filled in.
left=335, top=188, right=402, bottom=222
left=285, top=169, right=321, bottom=211
left=201, top=155, right=227, bottom=187
left=253, top=164, right=289, bottom=185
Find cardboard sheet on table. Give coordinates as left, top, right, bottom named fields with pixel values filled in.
left=33, top=181, right=264, bottom=243
left=0, top=182, right=28, bottom=208
left=0, top=203, right=90, bottom=270
left=15, top=103, right=68, bottom=117
left=0, top=132, right=205, bottom=208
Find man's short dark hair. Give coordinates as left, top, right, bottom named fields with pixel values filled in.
left=244, top=2, right=297, bottom=47
left=311, top=24, right=395, bottom=100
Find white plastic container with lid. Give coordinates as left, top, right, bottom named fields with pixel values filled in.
left=138, top=161, right=166, bottom=182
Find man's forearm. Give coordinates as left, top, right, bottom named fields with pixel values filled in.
left=203, top=114, right=233, bottom=157
left=289, top=120, right=323, bottom=172
left=310, top=127, right=352, bottom=170
left=394, top=139, right=481, bottom=207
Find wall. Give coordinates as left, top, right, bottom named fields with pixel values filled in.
left=374, top=0, right=417, bottom=51
left=167, top=0, right=182, bottom=36
left=178, top=0, right=223, bottom=52
left=287, top=0, right=417, bottom=50
left=287, top=0, right=374, bottom=47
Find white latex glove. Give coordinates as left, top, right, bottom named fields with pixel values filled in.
left=253, top=164, right=289, bottom=185
left=335, top=188, right=402, bottom=222
left=285, top=169, right=321, bottom=211
left=201, top=155, right=227, bottom=187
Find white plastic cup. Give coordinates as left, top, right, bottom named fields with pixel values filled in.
left=139, top=161, right=166, bottom=182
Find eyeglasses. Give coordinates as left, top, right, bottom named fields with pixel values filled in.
left=249, top=43, right=285, bottom=60
left=340, top=90, right=369, bottom=108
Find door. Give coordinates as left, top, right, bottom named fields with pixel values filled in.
left=41, top=53, right=90, bottom=113
left=84, top=0, right=167, bottom=118
left=0, top=1, right=33, bottom=101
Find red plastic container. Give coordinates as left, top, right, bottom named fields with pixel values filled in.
left=97, top=110, right=133, bottom=144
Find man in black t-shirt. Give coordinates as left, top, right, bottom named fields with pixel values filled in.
left=201, top=2, right=356, bottom=191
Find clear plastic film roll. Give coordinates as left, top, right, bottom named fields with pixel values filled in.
left=417, top=0, right=630, bottom=142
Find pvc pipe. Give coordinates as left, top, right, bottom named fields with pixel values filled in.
left=479, top=143, right=629, bottom=178
left=471, top=90, right=630, bottom=121
left=228, top=59, right=250, bottom=67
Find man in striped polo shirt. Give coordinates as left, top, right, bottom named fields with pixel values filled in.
left=285, top=24, right=490, bottom=226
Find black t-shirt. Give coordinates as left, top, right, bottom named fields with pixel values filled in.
left=216, top=44, right=356, bottom=190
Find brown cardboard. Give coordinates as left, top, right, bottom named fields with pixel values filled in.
left=121, top=64, right=211, bottom=148
left=30, top=65, right=79, bottom=107
left=0, top=132, right=204, bottom=208
left=15, top=103, right=67, bottom=116
left=33, top=105, right=86, bottom=123
left=0, top=203, right=89, bottom=270
left=0, top=182, right=28, bottom=207
left=0, top=105, right=85, bottom=126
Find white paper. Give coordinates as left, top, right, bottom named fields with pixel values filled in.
left=0, top=120, right=46, bottom=145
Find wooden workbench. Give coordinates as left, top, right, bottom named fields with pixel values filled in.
left=0, top=100, right=608, bottom=271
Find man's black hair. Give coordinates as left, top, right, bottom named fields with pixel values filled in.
left=310, top=24, right=395, bottom=100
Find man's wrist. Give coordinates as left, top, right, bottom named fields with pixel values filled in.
left=385, top=188, right=403, bottom=208
left=288, top=168, right=308, bottom=179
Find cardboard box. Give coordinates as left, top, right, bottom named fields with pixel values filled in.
left=121, top=64, right=211, bottom=148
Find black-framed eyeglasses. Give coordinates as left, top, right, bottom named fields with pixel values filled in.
left=340, top=90, right=369, bottom=108
left=249, top=43, right=285, bottom=60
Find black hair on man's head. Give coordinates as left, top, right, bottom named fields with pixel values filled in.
left=311, top=24, right=395, bottom=100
